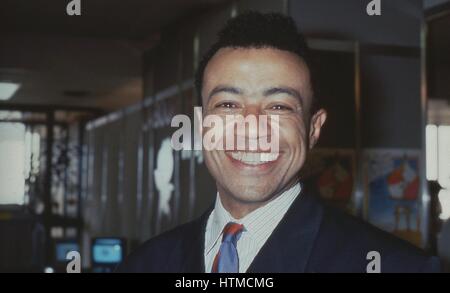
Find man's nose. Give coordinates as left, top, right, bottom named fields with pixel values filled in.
left=240, top=105, right=272, bottom=139
left=242, top=105, right=263, bottom=138
left=243, top=104, right=261, bottom=117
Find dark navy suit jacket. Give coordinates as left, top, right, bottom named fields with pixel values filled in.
left=116, top=189, right=440, bottom=273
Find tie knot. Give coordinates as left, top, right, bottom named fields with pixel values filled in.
left=222, top=222, right=244, bottom=244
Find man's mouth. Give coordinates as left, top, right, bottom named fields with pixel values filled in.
left=227, top=151, right=279, bottom=165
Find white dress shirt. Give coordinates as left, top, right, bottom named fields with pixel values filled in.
left=204, top=183, right=301, bottom=273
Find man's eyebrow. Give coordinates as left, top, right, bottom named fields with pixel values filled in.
left=263, top=87, right=303, bottom=100
left=208, top=85, right=243, bottom=100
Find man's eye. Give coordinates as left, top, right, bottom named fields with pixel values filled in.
left=271, top=104, right=292, bottom=111
left=217, top=102, right=237, bottom=109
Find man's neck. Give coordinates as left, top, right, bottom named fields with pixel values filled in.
left=217, top=181, right=300, bottom=219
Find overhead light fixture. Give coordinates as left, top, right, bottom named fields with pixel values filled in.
left=0, top=82, right=21, bottom=101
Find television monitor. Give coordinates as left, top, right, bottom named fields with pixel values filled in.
left=91, top=238, right=125, bottom=265
left=55, top=241, right=80, bottom=263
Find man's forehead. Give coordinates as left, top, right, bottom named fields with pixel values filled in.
left=205, top=46, right=307, bottom=69
left=202, top=47, right=312, bottom=102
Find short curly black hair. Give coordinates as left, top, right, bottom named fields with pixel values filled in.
left=195, top=11, right=317, bottom=110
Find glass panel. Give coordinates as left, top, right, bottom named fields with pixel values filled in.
left=0, top=122, right=26, bottom=205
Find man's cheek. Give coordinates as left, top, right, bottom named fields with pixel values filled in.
left=279, top=124, right=306, bottom=146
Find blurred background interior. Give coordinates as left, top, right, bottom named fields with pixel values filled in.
left=0, top=0, right=449, bottom=273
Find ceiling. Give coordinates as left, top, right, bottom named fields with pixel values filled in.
left=0, top=0, right=227, bottom=39
left=1, top=0, right=447, bottom=110
left=0, top=0, right=229, bottom=110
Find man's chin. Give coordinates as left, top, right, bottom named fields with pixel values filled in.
left=224, top=184, right=281, bottom=204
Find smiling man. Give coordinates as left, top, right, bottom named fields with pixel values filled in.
left=117, top=12, right=440, bottom=273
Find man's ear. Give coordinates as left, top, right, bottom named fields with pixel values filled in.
left=308, top=109, right=327, bottom=149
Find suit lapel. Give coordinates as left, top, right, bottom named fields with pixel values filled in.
left=246, top=190, right=323, bottom=273
left=180, top=207, right=212, bottom=273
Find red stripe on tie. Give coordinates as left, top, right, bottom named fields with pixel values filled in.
left=222, top=222, right=244, bottom=238
left=211, top=251, right=221, bottom=273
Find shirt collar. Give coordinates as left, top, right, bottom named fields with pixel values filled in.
left=205, top=182, right=301, bottom=255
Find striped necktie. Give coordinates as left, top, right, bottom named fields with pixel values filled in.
left=211, top=222, right=244, bottom=273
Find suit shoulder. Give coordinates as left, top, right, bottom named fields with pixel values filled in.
left=312, top=204, right=440, bottom=272
left=115, top=220, right=198, bottom=273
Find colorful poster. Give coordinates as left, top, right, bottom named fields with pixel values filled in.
left=364, top=149, right=422, bottom=247
left=301, top=148, right=356, bottom=212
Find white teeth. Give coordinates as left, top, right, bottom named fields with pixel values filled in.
left=231, top=152, right=242, bottom=161
left=243, top=152, right=258, bottom=162
left=229, top=152, right=279, bottom=165
left=260, top=153, right=278, bottom=162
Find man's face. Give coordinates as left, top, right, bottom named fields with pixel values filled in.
left=201, top=47, right=326, bottom=205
